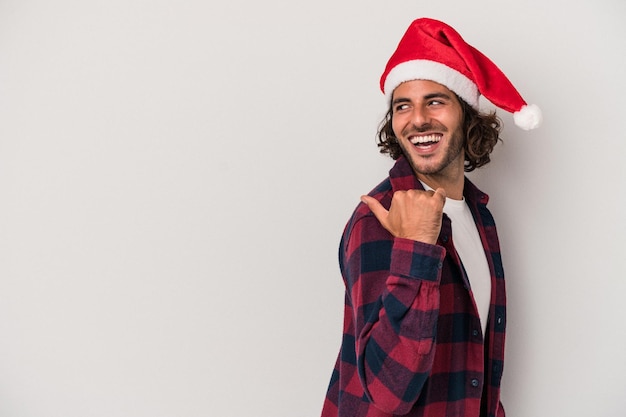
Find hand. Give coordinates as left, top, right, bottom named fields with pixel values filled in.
left=361, top=188, right=446, bottom=245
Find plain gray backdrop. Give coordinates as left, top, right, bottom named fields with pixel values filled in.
left=1, top=0, right=625, bottom=416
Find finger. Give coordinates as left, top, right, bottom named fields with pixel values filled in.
left=360, top=195, right=389, bottom=222
left=433, top=187, right=447, bottom=203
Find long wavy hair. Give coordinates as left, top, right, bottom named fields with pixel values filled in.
left=376, top=96, right=503, bottom=172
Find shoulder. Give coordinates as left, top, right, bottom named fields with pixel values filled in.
left=350, top=177, right=393, bottom=224
left=340, top=177, right=394, bottom=252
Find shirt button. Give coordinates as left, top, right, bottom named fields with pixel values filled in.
left=442, top=235, right=449, bottom=243
left=472, top=329, right=479, bottom=337
left=496, top=316, right=503, bottom=325
left=471, top=379, right=480, bottom=387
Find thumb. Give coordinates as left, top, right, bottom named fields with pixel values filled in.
left=360, top=195, right=388, bottom=222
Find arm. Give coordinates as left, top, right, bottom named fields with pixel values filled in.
left=343, top=189, right=446, bottom=414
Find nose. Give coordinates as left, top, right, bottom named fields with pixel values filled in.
left=411, top=106, right=430, bottom=127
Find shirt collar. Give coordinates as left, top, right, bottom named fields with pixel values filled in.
left=389, top=155, right=490, bottom=206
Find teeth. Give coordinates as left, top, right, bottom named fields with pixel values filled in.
left=410, top=134, right=441, bottom=145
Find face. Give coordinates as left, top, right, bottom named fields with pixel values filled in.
left=391, top=79, right=465, bottom=183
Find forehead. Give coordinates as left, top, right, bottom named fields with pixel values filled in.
left=392, top=79, right=456, bottom=99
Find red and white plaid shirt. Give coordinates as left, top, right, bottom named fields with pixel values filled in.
left=322, top=156, right=507, bottom=417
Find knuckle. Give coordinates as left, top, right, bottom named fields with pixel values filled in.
left=393, top=191, right=406, bottom=200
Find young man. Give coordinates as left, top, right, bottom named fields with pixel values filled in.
left=321, top=18, right=541, bottom=417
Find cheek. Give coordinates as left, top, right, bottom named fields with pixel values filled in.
left=391, top=115, right=404, bottom=138
left=451, top=106, right=464, bottom=129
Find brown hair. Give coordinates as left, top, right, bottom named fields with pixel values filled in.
left=376, top=97, right=503, bottom=172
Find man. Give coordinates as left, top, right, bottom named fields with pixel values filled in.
left=321, top=18, right=541, bottom=417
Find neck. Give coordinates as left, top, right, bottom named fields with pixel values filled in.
left=418, top=173, right=465, bottom=200
left=416, top=158, right=466, bottom=200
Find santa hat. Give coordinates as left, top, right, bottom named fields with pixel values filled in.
left=380, top=18, right=542, bottom=130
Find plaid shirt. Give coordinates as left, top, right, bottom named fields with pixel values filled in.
left=322, top=156, right=507, bottom=417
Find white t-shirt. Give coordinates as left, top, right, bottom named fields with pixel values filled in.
left=421, top=183, right=492, bottom=335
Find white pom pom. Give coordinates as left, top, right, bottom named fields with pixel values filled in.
left=513, top=104, right=542, bottom=130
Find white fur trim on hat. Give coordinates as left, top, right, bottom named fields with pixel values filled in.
left=383, top=60, right=479, bottom=108
left=513, top=104, right=542, bottom=130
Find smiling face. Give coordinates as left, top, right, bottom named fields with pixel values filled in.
left=391, top=79, right=466, bottom=188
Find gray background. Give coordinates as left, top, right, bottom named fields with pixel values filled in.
left=1, top=0, right=625, bottom=416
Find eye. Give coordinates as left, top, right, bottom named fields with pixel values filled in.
left=393, top=103, right=410, bottom=113
left=428, top=99, right=444, bottom=106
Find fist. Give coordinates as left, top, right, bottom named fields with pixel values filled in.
left=361, top=188, right=446, bottom=245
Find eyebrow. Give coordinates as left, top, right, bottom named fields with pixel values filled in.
left=424, top=92, right=453, bottom=100
left=391, top=97, right=411, bottom=106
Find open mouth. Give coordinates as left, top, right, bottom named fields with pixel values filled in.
left=409, top=133, right=442, bottom=146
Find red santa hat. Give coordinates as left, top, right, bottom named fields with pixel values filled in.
left=380, top=18, right=542, bottom=130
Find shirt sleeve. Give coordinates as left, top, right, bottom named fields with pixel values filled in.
left=341, top=213, right=446, bottom=415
